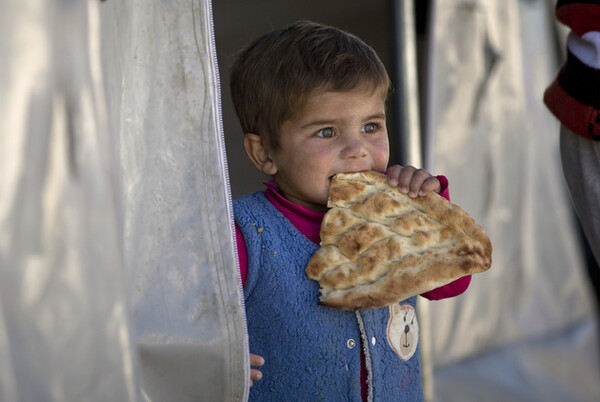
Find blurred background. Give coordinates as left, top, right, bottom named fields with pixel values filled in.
left=2, top=0, right=599, bottom=401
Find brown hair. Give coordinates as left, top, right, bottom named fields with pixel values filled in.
left=230, top=20, right=391, bottom=149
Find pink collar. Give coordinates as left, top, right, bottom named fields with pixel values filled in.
left=263, top=180, right=325, bottom=245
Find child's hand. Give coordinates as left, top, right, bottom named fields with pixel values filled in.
left=250, top=353, right=264, bottom=387
left=386, top=165, right=441, bottom=198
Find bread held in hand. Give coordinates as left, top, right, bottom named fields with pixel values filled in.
left=305, top=171, right=492, bottom=310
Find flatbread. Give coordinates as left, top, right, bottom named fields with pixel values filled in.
left=305, top=171, right=492, bottom=310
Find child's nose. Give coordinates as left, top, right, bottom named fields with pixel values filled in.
left=341, top=135, right=368, bottom=159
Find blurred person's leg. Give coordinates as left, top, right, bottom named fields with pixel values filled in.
left=560, top=125, right=600, bottom=267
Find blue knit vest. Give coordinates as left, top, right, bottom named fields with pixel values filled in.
left=234, top=192, right=423, bottom=402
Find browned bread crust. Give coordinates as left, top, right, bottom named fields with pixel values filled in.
left=305, top=171, right=492, bottom=310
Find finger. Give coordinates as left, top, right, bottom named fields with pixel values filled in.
left=408, top=168, right=433, bottom=197
left=397, top=165, right=417, bottom=193
left=250, top=354, right=265, bottom=367
left=418, top=176, right=441, bottom=196
left=385, top=165, right=403, bottom=186
left=250, top=368, right=263, bottom=382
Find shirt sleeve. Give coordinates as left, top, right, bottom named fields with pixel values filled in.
left=543, top=0, right=600, bottom=140
left=420, top=174, right=472, bottom=300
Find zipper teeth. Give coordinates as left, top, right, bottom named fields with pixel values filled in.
left=355, top=311, right=374, bottom=402
left=205, top=1, right=250, bottom=400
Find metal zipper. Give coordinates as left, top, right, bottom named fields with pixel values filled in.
left=204, top=0, right=250, bottom=400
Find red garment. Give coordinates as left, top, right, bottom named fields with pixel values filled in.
left=544, top=0, right=600, bottom=140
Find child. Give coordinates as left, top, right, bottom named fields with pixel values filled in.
left=230, top=20, right=470, bottom=401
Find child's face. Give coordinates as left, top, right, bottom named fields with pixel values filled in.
left=269, top=88, right=389, bottom=211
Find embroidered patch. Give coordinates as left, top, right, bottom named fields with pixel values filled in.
left=386, top=303, right=419, bottom=361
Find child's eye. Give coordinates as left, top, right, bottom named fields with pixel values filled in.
left=317, top=127, right=335, bottom=138
left=361, top=123, right=378, bottom=134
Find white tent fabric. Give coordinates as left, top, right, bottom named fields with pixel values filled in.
left=424, top=1, right=600, bottom=400
left=0, top=1, right=139, bottom=400
left=98, top=0, right=248, bottom=400
left=1, top=0, right=248, bottom=400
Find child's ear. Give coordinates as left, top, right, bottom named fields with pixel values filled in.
left=243, top=133, right=278, bottom=175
